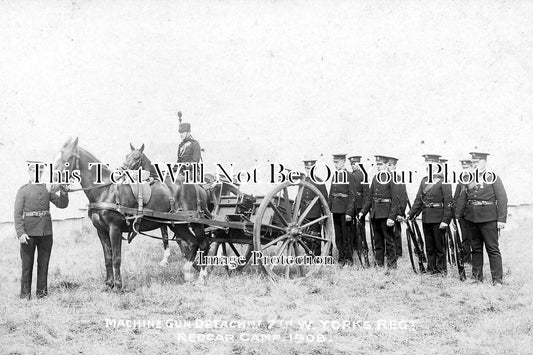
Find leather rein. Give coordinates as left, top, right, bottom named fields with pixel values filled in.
left=60, top=146, right=123, bottom=192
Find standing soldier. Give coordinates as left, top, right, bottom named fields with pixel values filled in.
left=328, top=154, right=356, bottom=266
left=14, top=161, right=69, bottom=299
left=347, top=155, right=370, bottom=262
left=387, top=156, right=408, bottom=258
left=454, top=158, right=473, bottom=264
left=408, top=154, right=453, bottom=274
left=456, top=152, right=507, bottom=286
left=301, top=159, right=329, bottom=256
left=358, top=155, right=400, bottom=268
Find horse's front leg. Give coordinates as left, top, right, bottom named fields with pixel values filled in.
left=96, top=229, right=114, bottom=290
left=109, top=224, right=123, bottom=290
left=192, top=224, right=209, bottom=284
left=160, top=226, right=170, bottom=267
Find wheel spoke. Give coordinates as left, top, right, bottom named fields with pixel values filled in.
left=262, top=233, right=289, bottom=251
left=269, top=202, right=289, bottom=227
left=259, top=222, right=288, bottom=234
left=292, top=184, right=304, bottom=223
left=221, top=243, right=228, bottom=256
left=301, top=232, right=329, bottom=243
left=269, top=238, right=290, bottom=270
left=297, top=196, right=320, bottom=225
left=293, top=242, right=306, bottom=277
left=285, top=241, right=292, bottom=278
left=228, top=242, right=241, bottom=257
left=297, top=240, right=314, bottom=256
left=299, top=215, right=329, bottom=230
left=283, top=187, right=292, bottom=222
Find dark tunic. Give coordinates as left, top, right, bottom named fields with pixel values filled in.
left=14, top=184, right=69, bottom=237
left=177, top=136, right=202, bottom=163
left=409, top=176, right=453, bottom=224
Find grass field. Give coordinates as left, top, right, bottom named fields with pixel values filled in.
left=1, top=206, right=532, bottom=354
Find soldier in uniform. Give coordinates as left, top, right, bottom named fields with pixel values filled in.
left=456, top=152, right=507, bottom=286
left=358, top=155, right=400, bottom=268
left=301, top=159, right=329, bottom=256
left=328, top=154, right=357, bottom=266
left=454, top=158, right=473, bottom=264
left=408, top=154, right=453, bottom=274
left=14, top=161, right=69, bottom=299
left=387, top=156, right=408, bottom=258
left=176, top=120, right=202, bottom=175
left=347, top=155, right=370, bottom=259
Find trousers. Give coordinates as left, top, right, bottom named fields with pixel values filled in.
left=20, top=235, right=53, bottom=299
left=466, top=220, right=502, bottom=283
left=371, top=218, right=396, bottom=268
left=333, top=213, right=353, bottom=263
left=422, top=223, right=446, bottom=274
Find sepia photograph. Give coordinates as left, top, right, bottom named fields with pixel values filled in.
left=1, top=1, right=532, bottom=354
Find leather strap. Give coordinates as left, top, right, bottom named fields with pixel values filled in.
left=467, top=200, right=495, bottom=206
left=23, top=211, right=50, bottom=217
left=332, top=193, right=349, bottom=198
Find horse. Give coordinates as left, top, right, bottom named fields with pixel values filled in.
left=50, top=137, right=209, bottom=289
left=121, top=143, right=206, bottom=267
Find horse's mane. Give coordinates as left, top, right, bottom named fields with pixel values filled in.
left=79, top=146, right=112, bottom=173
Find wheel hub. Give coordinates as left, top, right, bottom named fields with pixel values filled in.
left=287, top=224, right=301, bottom=239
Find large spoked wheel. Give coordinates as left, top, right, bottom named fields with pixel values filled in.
left=253, top=180, right=334, bottom=280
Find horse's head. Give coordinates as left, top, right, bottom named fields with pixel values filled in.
left=122, top=143, right=145, bottom=171
left=50, top=137, right=79, bottom=193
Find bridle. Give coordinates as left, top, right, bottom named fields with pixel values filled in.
left=122, top=150, right=143, bottom=171
left=59, top=145, right=115, bottom=192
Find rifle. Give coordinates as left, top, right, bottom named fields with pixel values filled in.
left=407, top=200, right=427, bottom=263
left=356, top=218, right=371, bottom=268
left=452, top=217, right=466, bottom=281
left=368, top=217, right=376, bottom=266
left=404, top=218, right=426, bottom=273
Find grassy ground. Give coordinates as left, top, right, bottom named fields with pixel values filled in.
left=1, top=207, right=532, bottom=354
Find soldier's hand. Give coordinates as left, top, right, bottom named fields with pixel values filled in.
left=396, top=216, right=404, bottom=222
left=439, top=222, right=448, bottom=229
left=19, top=234, right=29, bottom=244
left=345, top=215, right=352, bottom=222
left=386, top=218, right=394, bottom=227
left=59, top=184, right=70, bottom=194
left=497, top=222, right=505, bottom=229
left=357, top=212, right=363, bottom=220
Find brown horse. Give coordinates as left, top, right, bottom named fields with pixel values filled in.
left=51, top=137, right=209, bottom=289
left=122, top=143, right=210, bottom=269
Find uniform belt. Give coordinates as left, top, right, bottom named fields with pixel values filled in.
left=23, top=211, right=50, bottom=217
left=423, top=202, right=443, bottom=208
left=332, top=193, right=349, bottom=198
left=467, top=200, right=495, bottom=206
left=373, top=198, right=391, bottom=203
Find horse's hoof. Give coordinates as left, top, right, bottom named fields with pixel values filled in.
left=183, top=271, right=194, bottom=282
left=159, top=260, right=169, bottom=267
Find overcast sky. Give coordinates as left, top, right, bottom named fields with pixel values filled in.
left=1, top=1, right=532, bottom=221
